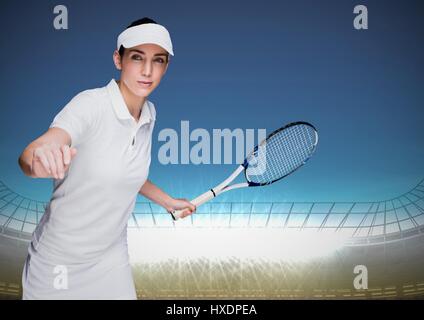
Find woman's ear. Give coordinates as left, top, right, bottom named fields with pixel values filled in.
left=113, top=50, right=122, bottom=71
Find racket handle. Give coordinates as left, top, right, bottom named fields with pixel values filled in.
left=170, top=190, right=216, bottom=220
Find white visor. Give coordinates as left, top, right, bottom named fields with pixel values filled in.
left=117, top=23, right=174, bottom=56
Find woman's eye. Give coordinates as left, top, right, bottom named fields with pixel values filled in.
left=131, top=55, right=143, bottom=61
left=155, top=58, right=165, bottom=64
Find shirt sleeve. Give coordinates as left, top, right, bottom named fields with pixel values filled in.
left=49, top=91, right=98, bottom=148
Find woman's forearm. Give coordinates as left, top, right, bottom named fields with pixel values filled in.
left=138, top=179, right=173, bottom=211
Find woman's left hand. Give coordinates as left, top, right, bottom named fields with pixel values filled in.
left=165, top=198, right=196, bottom=219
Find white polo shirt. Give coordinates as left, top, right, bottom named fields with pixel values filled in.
left=22, top=79, right=156, bottom=299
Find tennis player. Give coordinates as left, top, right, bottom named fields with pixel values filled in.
left=17, top=17, right=195, bottom=299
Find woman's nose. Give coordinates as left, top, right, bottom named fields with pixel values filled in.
left=142, top=62, right=152, bottom=77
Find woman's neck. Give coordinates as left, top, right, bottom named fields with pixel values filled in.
left=117, top=79, right=146, bottom=121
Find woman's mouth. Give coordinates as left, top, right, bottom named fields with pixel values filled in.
left=137, top=81, right=153, bottom=88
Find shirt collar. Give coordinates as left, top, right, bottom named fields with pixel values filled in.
left=106, top=78, right=155, bottom=125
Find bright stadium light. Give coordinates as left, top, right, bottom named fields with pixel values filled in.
left=127, top=228, right=349, bottom=264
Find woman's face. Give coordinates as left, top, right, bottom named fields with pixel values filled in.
left=113, top=43, right=169, bottom=98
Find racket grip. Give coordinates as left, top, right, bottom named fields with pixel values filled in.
left=170, top=190, right=216, bottom=220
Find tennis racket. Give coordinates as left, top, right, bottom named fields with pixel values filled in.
left=170, top=121, right=319, bottom=220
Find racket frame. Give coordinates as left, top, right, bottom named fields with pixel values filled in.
left=244, top=121, right=319, bottom=186
left=170, top=121, right=318, bottom=220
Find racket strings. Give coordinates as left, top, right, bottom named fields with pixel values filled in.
left=246, top=124, right=317, bottom=184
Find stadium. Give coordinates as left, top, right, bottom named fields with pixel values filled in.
left=1, top=178, right=424, bottom=300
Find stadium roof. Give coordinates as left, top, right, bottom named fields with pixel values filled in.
left=1, top=178, right=423, bottom=245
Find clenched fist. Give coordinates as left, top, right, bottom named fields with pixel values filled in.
left=31, top=143, right=77, bottom=179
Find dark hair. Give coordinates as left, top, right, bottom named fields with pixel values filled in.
left=118, top=17, right=169, bottom=63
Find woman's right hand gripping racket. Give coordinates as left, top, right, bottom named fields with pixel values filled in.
left=170, top=121, right=319, bottom=220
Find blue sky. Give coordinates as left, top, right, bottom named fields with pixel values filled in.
left=0, top=0, right=423, bottom=203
